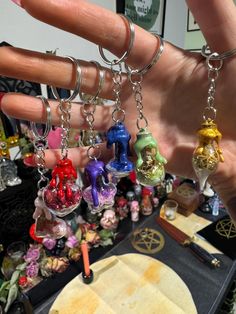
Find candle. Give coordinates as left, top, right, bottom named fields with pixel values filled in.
left=81, top=241, right=90, bottom=277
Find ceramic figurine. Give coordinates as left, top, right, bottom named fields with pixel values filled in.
left=0, top=157, right=22, bottom=187
left=100, top=209, right=119, bottom=231
left=115, top=197, right=129, bottom=220
left=141, top=187, right=153, bottom=216
left=130, top=200, right=140, bottom=222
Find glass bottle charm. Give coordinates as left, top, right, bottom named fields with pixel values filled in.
left=192, top=119, right=224, bottom=191
left=43, top=158, right=82, bottom=217
left=106, top=122, right=134, bottom=178
left=134, top=128, right=167, bottom=186
left=83, top=159, right=117, bottom=214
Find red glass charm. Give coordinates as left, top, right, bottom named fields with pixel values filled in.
left=43, top=158, right=82, bottom=217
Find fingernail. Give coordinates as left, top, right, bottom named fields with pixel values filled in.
left=23, top=155, right=36, bottom=167
left=11, top=0, right=23, bottom=7
left=0, top=92, right=6, bottom=106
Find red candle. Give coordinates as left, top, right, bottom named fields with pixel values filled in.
left=81, top=241, right=90, bottom=277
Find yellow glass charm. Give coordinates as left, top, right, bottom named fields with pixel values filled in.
left=134, top=128, right=167, bottom=186
left=192, top=119, right=224, bottom=191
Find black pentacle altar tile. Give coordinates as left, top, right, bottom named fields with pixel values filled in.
left=197, top=215, right=236, bottom=259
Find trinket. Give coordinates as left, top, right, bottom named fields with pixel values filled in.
left=134, top=128, right=167, bottom=186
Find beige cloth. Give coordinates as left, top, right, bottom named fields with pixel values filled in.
left=160, top=207, right=222, bottom=254
left=50, top=254, right=197, bottom=314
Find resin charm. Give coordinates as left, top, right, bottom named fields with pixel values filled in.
left=106, top=122, right=134, bottom=178
left=43, top=158, right=82, bottom=217
left=83, top=159, right=117, bottom=214
left=134, top=128, right=167, bottom=186
left=34, top=190, right=67, bottom=239
left=192, top=119, right=224, bottom=191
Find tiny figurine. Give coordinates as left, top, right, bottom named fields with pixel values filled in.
left=0, top=157, right=22, bottom=187
left=100, top=209, right=119, bottom=231
left=126, top=191, right=135, bottom=206
left=134, top=184, right=142, bottom=203
left=141, top=187, right=153, bottom=216
left=115, top=197, right=129, bottom=220
left=134, top=128, right=167, bottom=186
left=130, top=200, right=140, bottom=222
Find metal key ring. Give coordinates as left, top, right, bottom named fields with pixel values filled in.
left=98, top=15, right=135, bottom=66
left=30, top=96, right=52, bottom=140
left=125, top=34, right=164, bottom=76
left=206, top=52, right=223, bottom=72
left=80, top=60, right=105, bottom=103
left=51, top=56, right=82, bottom=102
left=202, top=44, right=236, bottom=61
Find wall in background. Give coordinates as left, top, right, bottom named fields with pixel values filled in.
left=1, top=0, right=208, bottom=65
left=0, top=0, right=116, bottom=62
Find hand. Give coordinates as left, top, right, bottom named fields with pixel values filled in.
left=1, top=0, right=236, bottom=221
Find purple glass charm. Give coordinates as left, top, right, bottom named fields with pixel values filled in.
left=106, top=122, right=134, bottom=178
left=83, top=159, right=117, bottom=214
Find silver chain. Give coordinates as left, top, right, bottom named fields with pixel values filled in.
left=82, top=101, right=96, bottom=147
left=59, top=100, right=71, bottom=158
left=128, top=70, right=148, bottom=130
left=202, top=52, right=223, bottom=121
left=111, top=62, right=125, bottom=123
left=33, top=139, right=49, bottom=189
left=30, top=96, right=51, bottom=189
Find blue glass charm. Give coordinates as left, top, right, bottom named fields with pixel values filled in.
left=83, top=159, right=117, bottom=213
left=106, top=122, right=134, bottom=178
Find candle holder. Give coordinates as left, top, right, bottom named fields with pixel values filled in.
left=82, top=269, right=94, bottom=284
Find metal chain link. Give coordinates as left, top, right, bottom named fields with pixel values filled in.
left=128, top=71, right=148, bottom=130
left=59, top=100, right=71, bottom=159
left=111, top=62, right=125, bottom=123
left=33, top=139, right=49, bottom=189
left=202, top=53, right=223, bottom=121
left=30, top=96, right=51, bottom=189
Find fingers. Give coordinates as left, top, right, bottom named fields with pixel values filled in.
left=20, top=0, right=159, bottom=70
left=1, top=93, right=113, bottom=131
left=186, top=0, right=236, bottom=52
left=0, top=46, right=116, bottom=100
left=28, top=143, right=113, bottom=169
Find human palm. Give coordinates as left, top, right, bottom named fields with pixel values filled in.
left=0, top=0, right=236, bottom=220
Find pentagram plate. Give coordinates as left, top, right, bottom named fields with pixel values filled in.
left=197, top=215, right=236, bottom=259
left=131, top=228, right=165, bottom=254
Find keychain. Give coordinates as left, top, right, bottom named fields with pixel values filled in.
left=125, top=30, right=167, bottom=186
left=81, top=61, right=117, bottom=214
left=99, top=15, right=134, bottom=179
left=192, top=48, right=224, bottom=191
left=43, top=57, right=82, bottom=217
left=31, top=96, right=67, bottom=239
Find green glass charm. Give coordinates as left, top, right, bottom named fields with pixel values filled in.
left=134, top=128, right=167, bottom=186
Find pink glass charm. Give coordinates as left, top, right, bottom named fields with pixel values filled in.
left=83, top=181, right=117, bottom=214
left=43, top=158, right=82, bottom=217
